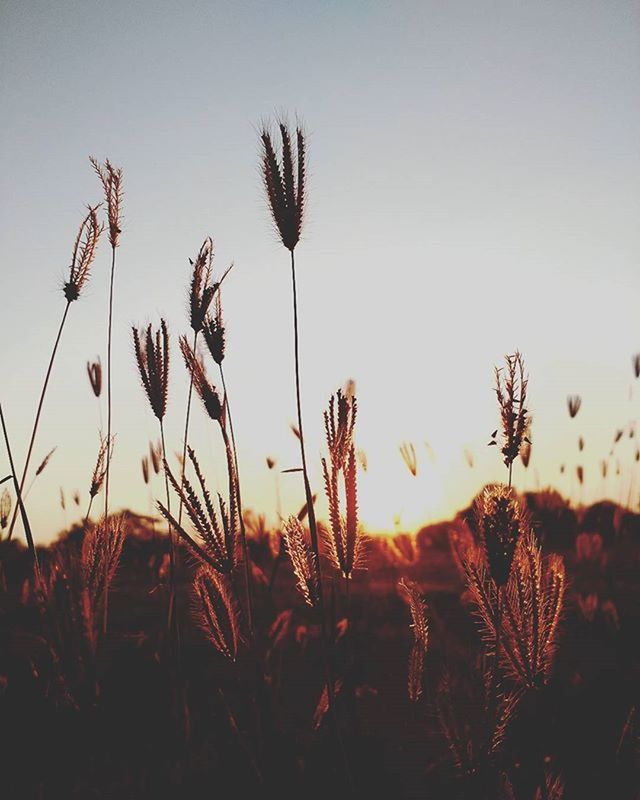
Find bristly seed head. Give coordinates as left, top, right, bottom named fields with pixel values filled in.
left=87, top=357, right=102, bottom=398
left=63, top=205, right=102, bottom=302
left=90, top=157, right=123, bottom=249
left=202, top=293, right=226, bottom=365
left=282, top=516, right=319, bottom=607
left=132, top=319, right=170, bottom=421
left=1, top=488, right=12, bottom=531
left=398, top=579, right=429, bottom=702
left=158, top=447, right=239, bottom=575
left=492, top=351, right=530, bottom=469
left=321, top=389, right=366, bottom=579
left=567, top=395, right=582, bottom=419
left=179, top=336, right=223, bottom=422
left=260, top=118, right=307, bottom=252
left=89, top=435, right=113, bottom=499
left=475, top=484, right=527, bottom=586
left=193, top=565, right=240, bottom=661
left=149, top=440, right=162, bottom=474
left=189, top=237, right=215, bottom=333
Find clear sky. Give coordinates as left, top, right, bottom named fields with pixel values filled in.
left=1, top=0, right=639, bottom=544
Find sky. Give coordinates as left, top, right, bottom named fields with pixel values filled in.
left=1, top=0, right=639, bottom=544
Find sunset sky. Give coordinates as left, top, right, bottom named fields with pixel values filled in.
left=1, top=0, right=639, bottom=543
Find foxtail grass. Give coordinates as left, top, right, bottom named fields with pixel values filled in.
left=7, top=205, right=101, bottom=548
left=489, top=351, right=530, bottom=487
left=399, top=578, right=429, bottom=702
left=132, top=319, right=175, bottom=629
left=90, top=158, right=123, bottom=536
left=261, top=117, right=353, bottom=790
left=178, top=335, right=255, bottom=636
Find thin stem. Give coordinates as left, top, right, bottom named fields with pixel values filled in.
left=290, top=250, right=353, bottom=789
left=345, top=573, right=350, bottom=630
left=103, top=246, right=116, bottom=518
left=508, top=461, right=513, bottom=489
left=0, top=403, right=40, bottom=578
left=160, top=419, right=176, bottom=632
left=290, top=251, right=325, bottom=621
left=219, top=364, right=255, bottom=640
left=83, top=495, right=94, bottom=529
left=8, top=301, right=71, bottom=540
left=101, top=246, right=117, bottom=636
left=177, top=330, right=198, bottom=527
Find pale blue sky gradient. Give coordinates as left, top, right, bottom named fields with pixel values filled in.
left=1, top=1, right=639, bottom=542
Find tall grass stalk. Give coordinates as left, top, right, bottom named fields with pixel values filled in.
left=7, top=302, right=69, bottom=541
left=261, top=118, right=352, bottom=784
left=8, top=205, right=101, bottom=543
left=91, top=158, right=123, bottom=634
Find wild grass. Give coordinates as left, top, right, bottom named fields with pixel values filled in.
left=7, top=205, right=102, bottom=552
left=3, top=119, right=640, bottom=800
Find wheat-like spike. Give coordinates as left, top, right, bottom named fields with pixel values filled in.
left=157, top=500, right=219, bottom=573
left=0, top=488, right=11, bottom=530
left=407, top=642, right=425, bottom=702
left=321, top=390, right=364, bottom=578
left=161, top=456, right=234, bottom=574
left=399, top=441, right=418, bottom=476
left=260, top=120, right=306, bottom=251
left=462, top=545, right=497, bottom=642
left=64, top=204, right=102, bottom=302
left=399, top=578, right=429, bottom=649
left=494, top=351, right=529, bottom=469
left=282, top=515, right=319, bottom=607
left=193, top=565, right=240, bottom=661
left=296, top=127, right=306, bottom=226
left=81, top=515, right=126, bottom=610
left=89, top=435, right=113, bottom=498
left=534, top=772, right=565, bottom=800
left=149, top=440, right=162, bottom=474
left=523, top=532, right=542, bottom=675
left=141, top=456, right=149, bottom=485
left=490, top=689, right=522, bottom=753
left=179, top=335, right=223, bottom=422
left=475, top=484, right=527, bottom=587
left=90, top=157, right=123, bottom=248
left=435, top=673, right=469, bottom=773
left=87, top=357, right=102, bottom=397
left=567, top=394, right=582, bottom=418
left=132, top=319, right=170, bottom=420
left=218, top=424, right=240, bottom=563
left=400, top=578, right=430, bottom=702
left=503, top=558, right=534, bottom=684
left=541, top=554, right=565, bottom=677
left=313, top=678, right=344, bottom=731
left=189, top=236, right=215, bottom=333
left=187, top=446, right=219, bottom=537
left=36, top=542, right=98, bottom=686
left=260, top=129, right=287, bottom=234
left=280, top=123, right=296, bottom=214
left=324, top=389, right=357, bottom=471
left=35, top=446, right=57, bottom=477
left=202, top=292, right=226, bottom=365
left=321, top=457, right=343, bottom=565
left=344, top=445, right=359, bottom=571
left=496, top=532, right=565, bottom=688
